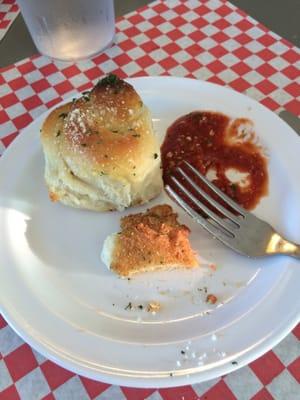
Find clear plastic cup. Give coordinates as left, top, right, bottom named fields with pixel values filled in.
left=17, top=0, right=115, bottom=61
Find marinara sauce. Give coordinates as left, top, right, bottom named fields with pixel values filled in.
left=161, top=111, right=268, bottom=211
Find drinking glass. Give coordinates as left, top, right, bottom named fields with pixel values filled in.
left=17, top=0, right=115, bottom=61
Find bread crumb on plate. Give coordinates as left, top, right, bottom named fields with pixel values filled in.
left=101, top=204, right=199, bottom=276
left=147, top=301, right=161, bottom=313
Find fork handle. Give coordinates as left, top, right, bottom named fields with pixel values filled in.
left=267, top=233, right=300, bottom=259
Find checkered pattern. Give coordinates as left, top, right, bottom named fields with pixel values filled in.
left=0, top=0, right=19, bottom=42
left=0, top=315, right=299, bottom=400
left=0, top=0, right=299, bottom=398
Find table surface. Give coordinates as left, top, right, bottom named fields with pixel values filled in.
left=0, top=0, right=299, bottom=399
left=0, top=0, right=299, bottom=68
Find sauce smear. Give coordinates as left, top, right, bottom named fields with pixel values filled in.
left=161, top=111, right=268, bottom=211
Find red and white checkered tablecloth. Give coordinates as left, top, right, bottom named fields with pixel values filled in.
left=0, top=0, right=19, bottom=42
left=0, top=0, right=299, bottom=398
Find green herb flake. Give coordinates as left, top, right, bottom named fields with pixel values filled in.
left=58, top=112, right=68, bottom=119
left=231, top=361, right=238, bottom=365
left=125, top=302, right=132, bottom=310
left=230, top=183, right=238, bottom=192
left=138, top=305, right=143, bottom=310
left=82, top=91, right=90, bottom=101
left=154, top=153, right=158, bottom=159
left=56, top=130, right=61, bottom=137
left=98, top=73, right=120, bottom=86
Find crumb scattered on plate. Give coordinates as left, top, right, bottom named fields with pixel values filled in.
left=147, top=301, right=161, bottom=313
left=206, top=294, right=218, bottom=304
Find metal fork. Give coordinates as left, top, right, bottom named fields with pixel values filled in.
left=165, top=161, right=300, bottom=259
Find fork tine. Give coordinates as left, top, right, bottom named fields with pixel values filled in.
left=183, top=161, right=247, bottom=217
left=170, top=175, right=235, bottom=237
left=165, top=185, right=235, bottom=249
left=176, top=167, right=241, bottom=226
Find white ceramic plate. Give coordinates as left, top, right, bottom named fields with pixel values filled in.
left=1, top=77, right=300, bottom=388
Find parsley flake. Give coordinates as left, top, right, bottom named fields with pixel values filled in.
left=230, top=183, right=237, bottom=192
left=125, top=302, right=132, bottom=310
left=99, top=73, right=120, bottom=86
left=58, top=112, right=68, bottom=119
